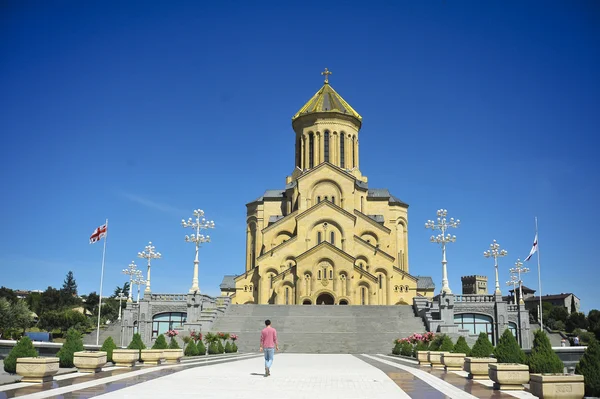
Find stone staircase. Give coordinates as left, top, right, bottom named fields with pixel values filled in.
left=210, top=305, right=426, bottom=353
left=83, top=321, right=123, bottom=347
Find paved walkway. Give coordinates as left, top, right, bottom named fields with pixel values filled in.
left=0, top=354, right=539, bottom=399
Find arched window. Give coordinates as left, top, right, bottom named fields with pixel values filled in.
left=361, top=287, right=367, bottom=305
left=249, top=284, right=253, bottom=292
left=309, top=133, right=314, bottom=168
left=317, top=232, right=322, bottom=244
left=331, top=196, right=335, bottom=205
left=244, top=285, right=248, bottom=292
left=329, top=269, right=333, bottom=280
left=454, top=314, right=495, bottom=344
left=324, top=131, right=330, bottom=162
left=317, top=196, right=321, bottom=203
left=340, top=133, right=345, bottom=168
left=270, top=274, right=274, bottom=289
left=330, top=232, right=335, bottom=245
left=508, top=322, right=519, bottom=345
left=378, top=275, right=383, bottom=289
left=318, top=270, right=322, bottom=280
left=152, top=312, right=186, bottom=338
left=285, top=287, right=290, bottom=305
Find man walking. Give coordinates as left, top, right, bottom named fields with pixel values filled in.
left=259, top=319, right=279, bottom=377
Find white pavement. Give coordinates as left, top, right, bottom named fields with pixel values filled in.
left=96, top=354, right=408, bottom=399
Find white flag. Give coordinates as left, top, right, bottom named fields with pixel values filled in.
left=524, top=233, right=538, bottom=261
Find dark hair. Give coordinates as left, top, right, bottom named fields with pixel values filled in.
left=265, top=319, right=271, bottom=326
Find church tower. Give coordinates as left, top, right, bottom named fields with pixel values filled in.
left=222, top=69, right=434, bottom=305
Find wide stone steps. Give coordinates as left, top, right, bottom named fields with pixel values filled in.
left=211, top=304, right=426, bottom=353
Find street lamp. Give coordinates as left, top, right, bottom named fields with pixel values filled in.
left=425, top=209, right=460, bottom=294
left=182, top=209, right=215, bottom=293
left=484, top=239, right=508, bottom=295
left=116, top=293, right=127, bottom=320
left=509, top=258, right=530, bottom=304
left=137, top=241, right=162, bottom=294
left=506, top=274, right=519, bottom=304
left=121, top=261, right=138, bottom=303
left=132, top=270, right=147, bottom=303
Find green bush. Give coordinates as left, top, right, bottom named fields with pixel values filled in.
left=100, top=337, right=117, bottom=363
left=494, top=329, right=526, bottom=364
left=3, top=336, right=38, bottom=373
left=576, top=337, right=600, bottom=397
left=208, top=342, right=219, bottom=355
left=56, top=328, right=84, bottom=368
left=401, top=341, right=413, bottom=357
left=168, top=338, right=180, bottom=349
left=528, top=330, right=564, bottom=373
left=197, top=340, right=206, bottom=355
left=232, top=343, right=238, bottom=353
left=184, top=340, right=198, bottom=356
left=428, top=334, right=444, bottom=351
left=225, top=341, right=233, bottom=353
left=470, top=332, right=494, bottom=357
left=566, top=312, right=588, bottom=333
left=439, top=335, right=454, bottom=352
left=217, top=340, right=225, bottom=354
left=152, top=335, right=168, bottom=350
left=392, top=342, right=401, bottom=355
left=453, top=336, right=470, bottom=356
left=127, top=333, right=146, bottom=360
left=413, top=340, right=429, bottom=357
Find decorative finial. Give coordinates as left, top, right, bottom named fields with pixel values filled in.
left=321, top=68, right=332, bottom=84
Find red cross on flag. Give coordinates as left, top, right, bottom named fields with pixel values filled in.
left=89, top=223, right=107, bottom=244
left=524, top=233, right=538, bottom=261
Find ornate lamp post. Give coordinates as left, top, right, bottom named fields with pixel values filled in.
left=506, top=275, right=519, bottom=304
left=137, top=241, right=162, bottom=294
left=484, top=239, right=508, bottom=295
left=121, top=261, right=138, bottom=303
left=425, top=209, right=460, bottom=294
left=182, top=209, right=215, bottom=293
left=509, top=258, right=530, bottom=304
left=132, top=270, right=147, bottom=303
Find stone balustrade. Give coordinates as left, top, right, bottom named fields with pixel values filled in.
left=150, top=293, right=187, bottom=301
left=454, top=294, right=495, bottom=303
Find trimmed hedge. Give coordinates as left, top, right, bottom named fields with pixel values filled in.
left=470, top=332, right=494, bottom=357
left=57, top=328, right=84, bottom=368
left=100, top=337, right=117, bottom=363
left=3, top=336, right=38, bottom=374
left=576, top=338, right=600, bottom=397
left=439, top=335, right=454, bottom=352
left=184, top=340, right=199, bottom=356
left=453, top=336, right=470, bottom=356
left=197, top=340, right=206, bottom=355
left=127, top=333, right=146, bottom=360
left=528, top=330, right=563, bottom=373
left=208, top=342, right=219, bottom=355
left=232, top=343, right=238, bottom=353
left=152, top=335, right=168, bottom=350
left=217, top=340, right=225, bottom=354
left=225, top=342, right=233, bottom=353
left=392, top=342, right=401, bottom=355
left=168, top=338, right=180, bottom=349
left=494, top=329, right=526, bottom=364
left=401, top=341, right=413, bottom=357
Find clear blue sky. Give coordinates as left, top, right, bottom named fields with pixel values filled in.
left=1, top=1, right=598, bottom=311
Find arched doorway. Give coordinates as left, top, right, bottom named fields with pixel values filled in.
left=302, top=299, right=312, bottom=305
left=316, top=293, right=334, bottom=305
left=339, top=299, right=348, bottom=305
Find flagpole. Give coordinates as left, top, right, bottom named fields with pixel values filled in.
left=535, top=217, right=543, bottom=331
left=96, top=219, right=108, bottom=346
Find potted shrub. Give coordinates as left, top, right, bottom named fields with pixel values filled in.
left=576, top=337, right=600, bottom=398
left=184, top=340, right=199, bottom=356
left=141, top=334, right=166, bottom=365
left=100, top=337, right=117, bottom=363
left=427, top=334, right=447, bottom=368
left=163, top=330, right=183, bottom=363
left=225, top=341, right=233, bottom=353
left=414, top=340, right=430, bottom=365
left=464, top=332, right=496, bottom=380
left=127, top=333, right=146, bottom=361
left=57, top=328, right=84, bottom=368
left=113, top=333, right=144, bottom=367
left=4, top=336, right=39, bottom=374
left=529, top=330, right=583, bottom=398
left=73, top=351, right=107, bottom=373
left=443, top=336, right=470, bottom=371
left=16, top=357, right=60, bottom=383
left=489, top=329, right=529, bottom=390
left=230, top=334, right=238, bottom=353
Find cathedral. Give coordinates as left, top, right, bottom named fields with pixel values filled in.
left=220, top=69, right=435, bottom=305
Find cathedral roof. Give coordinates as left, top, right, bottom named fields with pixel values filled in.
left=414, top=276, right=435, bottom=290
left=292, top=83, right=362, bottom=122
left=220, top=275, right=237, bottom=290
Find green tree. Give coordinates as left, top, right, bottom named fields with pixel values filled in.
left=494, top=329, right=526, bottom=364
left=439, top=335, right=454, bottom=352
left=62, top=271, right=78, bottom=296
left=453, top=336, right=471, bottom=356
left=528, top=330, right=564, bottom=373
left=184, top=340, right=198, bottom=356
left=470, top=332, right=494, bottom=357
left=566, top=312, right=588, bottom=333
left=225, top=341, right=233, bottom=353
left=100, top=337, right=117, bottom=363
left=40, top=287, right=62, bottom=313
left=548, top=306, right=569, bottom=324
left=3, top=336, right=38, bottom=373
left=10, top=300, right=34, bottom=334
left=152, top=335, right=168, bottom=350
left=197, top=340, right=206, bottom=355
left=127, top=333, right=146, bottom=360
left=84, top=292, right=100, bottom=316
left=25, top=292, right=42, bottom=316
left=576, top=337, right=600, bottom=397
left=168, top=338, right=180, bottom=349
left=57, top=328, right=84, bottom=368
left=0, top=298, right=11, bottom=338
left=588, top=310, right=600, bottom=340
left=0, top=287, right=17, bottom=304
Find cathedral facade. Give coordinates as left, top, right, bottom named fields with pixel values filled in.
left=221, top=71, right=434, bottom=305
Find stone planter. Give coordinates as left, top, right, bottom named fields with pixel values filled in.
left=16, top=357, right=59, bottom=383
left=464, top=357, right=497, bottom=380
left=489, top=363, right=529, bottom=390
left=112, top=349, right=139, bottom=367
left=428, top=351, right=448, bottom=369
left=442, top=352, right=466, bottom=371
left=416, top=351, right=430, bottom=366
left=140, top=349, right=163, bottom=365
left=163, top=349, right=183, bottom=364
left=73, top=351, right=107, bottom=373
left=529, top=374, right=585, bottom=399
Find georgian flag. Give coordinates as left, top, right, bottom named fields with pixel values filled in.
left=89, top=223, right=107, bottom=244
left=524, top=233, right=538, bottom=261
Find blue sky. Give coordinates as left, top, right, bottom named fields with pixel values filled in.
left=1, top=1, right=598, bottom=311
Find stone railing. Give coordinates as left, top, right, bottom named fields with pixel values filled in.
left=454, top=294, right=495, bottom=303
left=150, top=293, right=187, bottom=302
left=507, top=304, right=519, bottom=312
